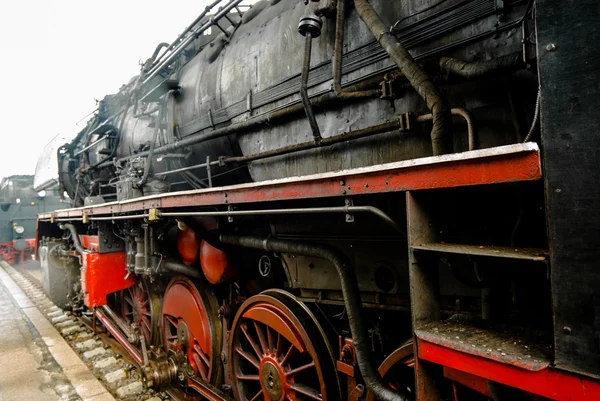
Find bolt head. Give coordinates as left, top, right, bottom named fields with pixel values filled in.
left=546, top=43, right=556, bottom=52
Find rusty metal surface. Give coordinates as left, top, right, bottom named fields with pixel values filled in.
left=415, top=316, right=553, bottom=372
left=40, top=143, right=542, bottom=219
left=412, top=243, right=548, bottom=262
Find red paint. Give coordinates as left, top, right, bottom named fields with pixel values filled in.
left=177, top=229, right=199, bottom=266
left=162, top=277, right=213, bottom=379
left=42, top=146, right=542, bottom=219
left=0, top=238, right=37, bottom=264
left=199, top=240, right=237, bottom=284
left=81, top=251, right=136, bottom=308
left=79, top=235, right=99, bottom=251
left=418, top=339, right=600, bottom=401
left=443, top=367, right=493, bottom=398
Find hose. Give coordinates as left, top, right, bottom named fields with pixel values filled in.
left=220, top=234, right=410, bottom=401
left=59, top=223, right=87, bottom=255
left=354, top=0, right=452, bottom=156
left=523, top=87, right=541, bottom=142
left=439, top=51, right=526, bottom=80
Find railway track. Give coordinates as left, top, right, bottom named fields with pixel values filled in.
left=3, top=260, right=171, bottom=401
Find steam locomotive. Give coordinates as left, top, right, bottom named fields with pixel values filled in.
left=0, top=175, right=62, bottom=264
left=35, top=0, right=600, bottom=400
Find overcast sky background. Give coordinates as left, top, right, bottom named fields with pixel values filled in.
left=0, top=0, right=253, bottom=180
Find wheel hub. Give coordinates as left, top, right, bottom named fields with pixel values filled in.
left=260, top=360, right=284, bottom=401
left=177, top=321, right=189, bottom=347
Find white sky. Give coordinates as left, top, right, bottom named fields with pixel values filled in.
left=0, top=0, right=253, bottom=179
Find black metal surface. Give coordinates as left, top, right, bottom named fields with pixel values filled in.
left=97, top=221, right=125, bottom=254
left=536, top=0, right=600, bottom=377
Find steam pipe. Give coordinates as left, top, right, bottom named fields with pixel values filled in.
left=143, top=0, right=245, bottom=86
left=163, top=260, right=202, bottom=278
left=333, top=0, right=382, bottom=99
left=149, top=42, right=170, bottom=65
left=137, top=91, right=171, bottom=187
left=439, top=52, right=526, bottom=80
left=220, top=234, right=409, bottom=401
left=416, top=108, right=477, bottom=150
left=300, top=33, right=322, bottom=145
left=159, top=205, right=403, bottom=232
left=59, top=223, right=86, bottom=255
left=117, top=73, right=387, bottom=165
left=354, top=0, right=452, bottom=156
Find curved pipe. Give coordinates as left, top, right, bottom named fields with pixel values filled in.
left=416, top=108, right=476, bottom=150
left=220, top=234, right=410, bottom=401
left=333, top=0, right=382, bottom=99
left=354, top=0, right=452, bottom=156
left=439, top=52, right=526, bottom=80
left=59, top=223, right=86, bottom=255
left=163, top=259, right=202, bottom=279
left=137, top=95, right=166, bottom=187
left=300, top=33, right=322, bottom=145
left=150, top=42, right=170, bottom=64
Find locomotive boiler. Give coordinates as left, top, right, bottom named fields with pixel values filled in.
left=37, top=0, right=600, bottom=400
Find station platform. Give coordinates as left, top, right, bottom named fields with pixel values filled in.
left=0, top=263, right=115, bottom=401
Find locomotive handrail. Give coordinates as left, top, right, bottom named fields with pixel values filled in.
left=142, top=0, right=246, bottom=86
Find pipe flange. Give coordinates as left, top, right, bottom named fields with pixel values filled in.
left=298, top=13, right=322, bottom=37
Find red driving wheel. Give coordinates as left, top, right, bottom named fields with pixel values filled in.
left=229, top=291, right=340, bottom=401
left=161, top=276, right=222, bottom=384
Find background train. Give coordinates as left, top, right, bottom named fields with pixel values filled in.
left=33, top=0, right=600, bottom=400
left=0, top=175, right=62, bottom=264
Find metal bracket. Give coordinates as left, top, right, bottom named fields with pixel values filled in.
left=345, top=198, right=354, bottom=223
left=246, top=91, right=253, bottom=115
left=227, top=205, right=234, bottom=223
left=399, top=113, right=412, bottom=132
left=148, top=208, right=159, bottom=222
left=208, top=109, right=215, bottom=129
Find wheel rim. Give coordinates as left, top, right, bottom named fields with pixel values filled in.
left=162, top=276, right=221, bottom=383
left=366, top=340, right=415, bottom=401
left=230, top=293, right=340, bottom=401
left=122, top=280, right=154, bottom=345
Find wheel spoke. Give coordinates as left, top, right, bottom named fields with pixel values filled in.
left=288, top=383, right=322, bottom=401
left=235, top=374, right=260, bottom=381
left=267, top=326, right=274, bottom=354
left=192, top=352, right=208, bottom=381
left=241, top=323, right=264, bottom=359
left=281, top=343, right=294, bottom=365
left=249, top=389, right=265, bottom=401
left=194, top=343, right=210, bottom=367
left=285, top=361, right=315, bottom=377
left=235, top=346, right=260, bottom=369
left=276, top=333, right=282, bottom=357
left=254, top=321, right=269, bottom=355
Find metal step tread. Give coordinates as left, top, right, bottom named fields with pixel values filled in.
left=412, top=242, right=548, bottom=262
left=415, top=315, right=553, bottom=371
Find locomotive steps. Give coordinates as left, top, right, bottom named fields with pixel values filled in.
left=0, top=260, right=167, bottom=401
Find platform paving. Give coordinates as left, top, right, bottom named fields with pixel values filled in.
left=0, top=265, right=115, bottom=401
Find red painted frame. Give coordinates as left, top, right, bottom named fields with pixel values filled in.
left=418, top=340, right=600, bottom=401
